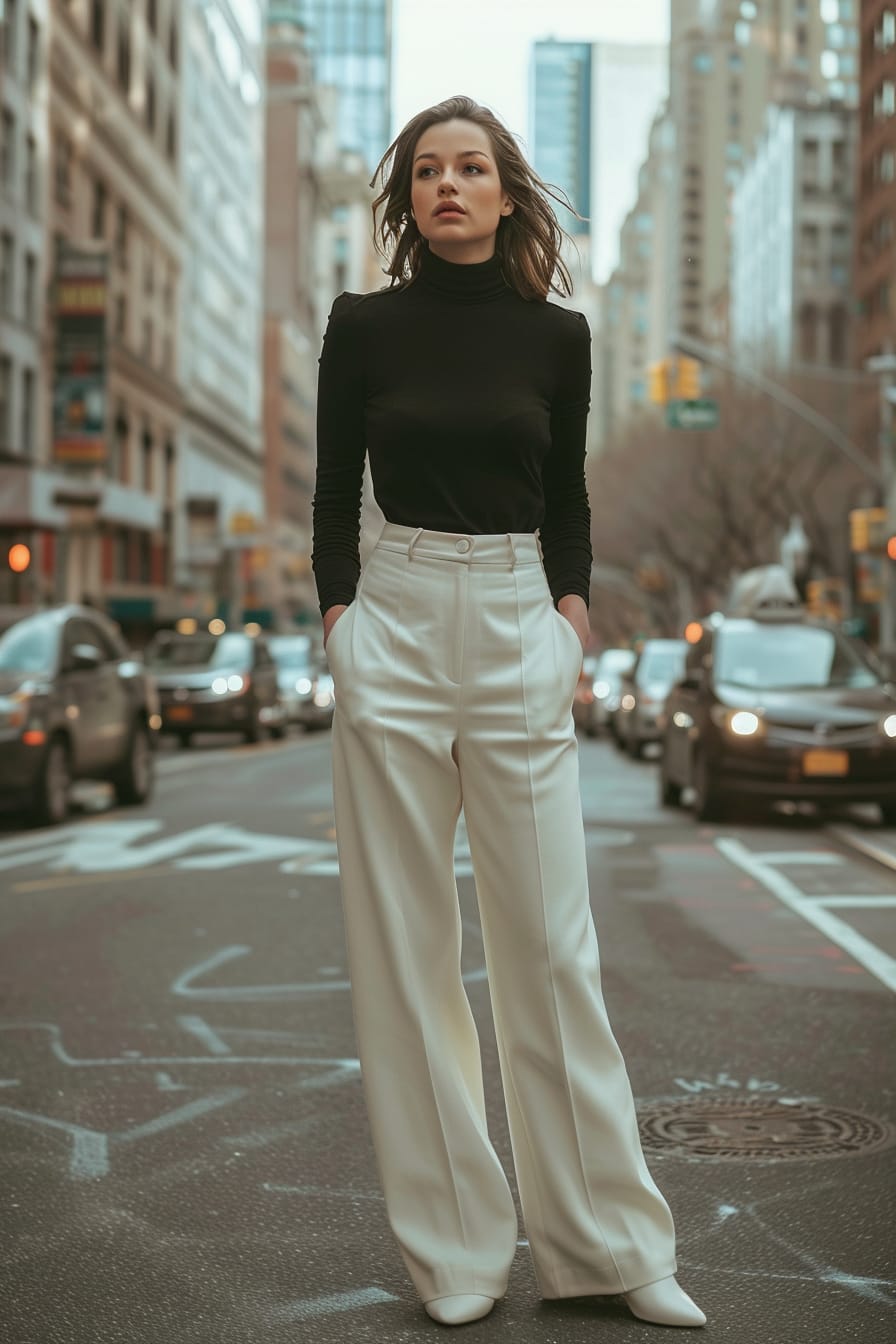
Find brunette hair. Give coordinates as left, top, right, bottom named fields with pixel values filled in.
left=369, top=95, right=586, bottom=301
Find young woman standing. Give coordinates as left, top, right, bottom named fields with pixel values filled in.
left=312, top=95, right=705, bottom=1330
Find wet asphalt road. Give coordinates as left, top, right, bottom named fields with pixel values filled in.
left=0, top=726, right=894, bottom=1344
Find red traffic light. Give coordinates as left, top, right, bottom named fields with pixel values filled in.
left=888, top=534, right=896, bottom=562
left=8, top=543, right=31, bottom=574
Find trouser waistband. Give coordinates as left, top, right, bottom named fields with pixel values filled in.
left=375, top=522, right=542, bottom=566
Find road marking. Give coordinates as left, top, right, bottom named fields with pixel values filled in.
left=716, top=838, right=896, bottom=993
left=748, top=851, right=843, bottom=866
left=270, top=1289, right=400, bottom=1321
left=815, top=895, right=896, bottom=908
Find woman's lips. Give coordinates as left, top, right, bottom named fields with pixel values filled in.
left=434, top=207, right=465, bottom=218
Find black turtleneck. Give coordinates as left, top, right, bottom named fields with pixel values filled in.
left=311, top=246, right=593, bottom=616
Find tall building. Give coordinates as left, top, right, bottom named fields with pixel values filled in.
left=263, top=13, right=379, bottom=624
left=1, top=0, right=185, bottom=622
left=176, top=0, right=268, bottom=625
left=530, top=42, right=592, bottom=238
left=731, top=99, right=855, bottom=369
left=531, top=40, right=668, bottom=283
left=853, top=2, right=896, bottom=533
left=668, top=0, right=859, bottom=345
left=1, top=0, right=49, bottom=603
left=854, top=2, right=895, bottom=367
left=269, top=0, right=392, bottom=174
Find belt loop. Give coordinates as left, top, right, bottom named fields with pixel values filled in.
left=506, top=532, right=518, bottom=568
left=407, top=526, right=424, bottom=560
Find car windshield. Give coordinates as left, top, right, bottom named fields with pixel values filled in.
left=637, top=647, right=686, bottom=685
left=598, top=650, right=635, bottom=674
left=0, top=616, right=56, bottom=674
left=146, top=634, right=250, bottom=670
left=715, top=624, right=879, bottom=690
left=268, top=636, right=312, bottom=667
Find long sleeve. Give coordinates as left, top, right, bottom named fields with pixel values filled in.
left=540, top=310, right=593, bottom=608
left=311, top=293, right=367, bottom=616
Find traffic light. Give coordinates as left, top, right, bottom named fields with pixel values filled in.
left=648, top=360, right=669, bottom=405
left=674, top=356, right=701, bottom=400
left=888, top=534, right=896, bottom=562
left=850, top=507, right=888, bottom=552
left=7, top=543, right=31, bottom=574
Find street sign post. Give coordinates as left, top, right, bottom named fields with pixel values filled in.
left=666, top=399, right=719, bottom=430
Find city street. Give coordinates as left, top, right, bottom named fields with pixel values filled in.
left=0, top=729, right=894, bottom=1343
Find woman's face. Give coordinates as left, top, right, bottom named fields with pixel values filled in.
left=409, top=118, right=513, bottom=263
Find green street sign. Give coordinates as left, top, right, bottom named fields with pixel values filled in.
left=667, top=398, right=719, bottom=430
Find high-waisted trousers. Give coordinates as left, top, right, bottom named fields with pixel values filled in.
left=326, top=521, right=677, bottom=1305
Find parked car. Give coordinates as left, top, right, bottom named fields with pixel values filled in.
left=572, top=655, right=600, bottom=736
left=0, top=604, right=158, bottom=825
left=616, top=639, right=688, bottom=758
left=659, top=567, right=896, bottom=823
left=588, top=647, right=637, bottom=739
left=145, top=629, right=286, bottom=746
left=268, top=633, right=333, bottom=731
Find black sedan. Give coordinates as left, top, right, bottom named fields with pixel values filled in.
left=146, top=630, right=287, bottom=746
left=659, top=616, right=896, bottom=824
left=0, top=604, right=158, bottom=825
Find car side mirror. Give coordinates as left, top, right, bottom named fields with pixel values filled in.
left=71, top=643, right=102, bottom=670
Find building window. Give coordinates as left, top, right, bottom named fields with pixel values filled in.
left=90, top=0, right=105, bottom=54
left=166, top=109, right=177, bottom=162
left=91, top=177, right=107, bottom=238
left=115, top=202, right=129, bottom=264
left=27, top=14, right=40, bottom=86
left=21, top=368, right=34, bottom=456
left=1, top=107, right=15, bottom=189
left=24, top=251, right=36, bottom=326
left=0, top=355, right=11, bottom=450
left=54, top=132, right=72, bottom=205
left=115, top=293, right=127, bottom=340
left=117, top=18, right=131, bottom=92
left=164, top=440, right=175, bottom=504
left=142, top=316, right=153, bottom=360
left=25, top=133, right=37, bottom=212
left=141, top=428, right=153, bottom=491
left=0, top=232, right=13, bottom=313
left=877, top=11, right=895, bottom=52
left=113, top=411, right=129, bottom=484
left=799, top=303, right=817, bottom=362
left=4, top=1, right=18, bottom=73
left=169, top=20, right=178, bottom=69
left=147, top=0, right=157, bottom=35
left=875, top=81, right=896, bottom=119
left=146, top=71, right=156, bottom=133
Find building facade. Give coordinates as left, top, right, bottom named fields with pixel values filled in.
left=269, top=0, right=391, bottom=175
left=854, top=2, right=895, bottom=366
left=176, top=0, right=268, bottom=627
left=530, top=39, right=667, bottom=283
left=1, top=0, right=50, bottom=602
left=731, top=99, right=855, bottom=369
left=668, top=0, right=859, bottom=345
left=1, top=0, right=184, bottom=625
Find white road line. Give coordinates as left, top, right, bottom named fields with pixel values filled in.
left=815, top=895, right=896, bottom=908
left=748, top=851, right=843, bottom=866
left=715, top=837, right=896, bottom=993
left=827, top=824, right=896, bottom=875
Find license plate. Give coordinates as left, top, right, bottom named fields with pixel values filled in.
left=802, top=749, right=848, bottom=777
left=167, top=705, right=193, bottom=722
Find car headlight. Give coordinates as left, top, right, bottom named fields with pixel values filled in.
left=882, top=713, right=896, bottom=739
left=620, top=693, right=635, bottom=712
left=211, top=674, right=247, bottom=696
left=711, top=705, right=763, bottom=736
left=594, top=680, right=610, bottom=700
left=295, top=677, right=312, bottom=694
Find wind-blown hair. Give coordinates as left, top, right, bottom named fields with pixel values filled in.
left=369, top=95, right=586, bottom=301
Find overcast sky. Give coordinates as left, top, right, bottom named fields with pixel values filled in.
left=392, top=0, right=670, bottom=150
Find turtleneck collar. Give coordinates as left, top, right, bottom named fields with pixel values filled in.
left=416, top=245, right=510, bottom=302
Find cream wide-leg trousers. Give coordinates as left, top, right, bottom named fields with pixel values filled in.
left=326, top=522, right=677, bottom=1305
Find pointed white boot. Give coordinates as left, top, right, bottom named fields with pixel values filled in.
left=424, top=1294, right=496, bottom=1325
left=624, top=1275, right=706, bottom=1327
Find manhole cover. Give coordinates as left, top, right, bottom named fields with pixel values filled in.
left=637, top=1098, right=895, bottom=1162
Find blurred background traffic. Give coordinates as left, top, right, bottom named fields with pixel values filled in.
left=0, top=0, right=894, bottom=826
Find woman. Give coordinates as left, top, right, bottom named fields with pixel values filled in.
left=311, top=95, right=705, bottom=1330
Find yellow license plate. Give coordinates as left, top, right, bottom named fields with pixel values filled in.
left=167, top=705, right=193, bottom=722
left=802, top=749, right=848, bottom=777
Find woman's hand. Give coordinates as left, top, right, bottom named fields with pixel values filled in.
left=323, top=603, right=349, bottom=651
left=557, top=594, right=590, bottom=654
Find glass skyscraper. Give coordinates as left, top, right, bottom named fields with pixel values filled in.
left=269, top=1, right=392, bottom=174
left=530, top=43, right=593, bottom=237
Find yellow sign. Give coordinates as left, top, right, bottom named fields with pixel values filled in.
left=229, top=512, right=260, bottom=535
